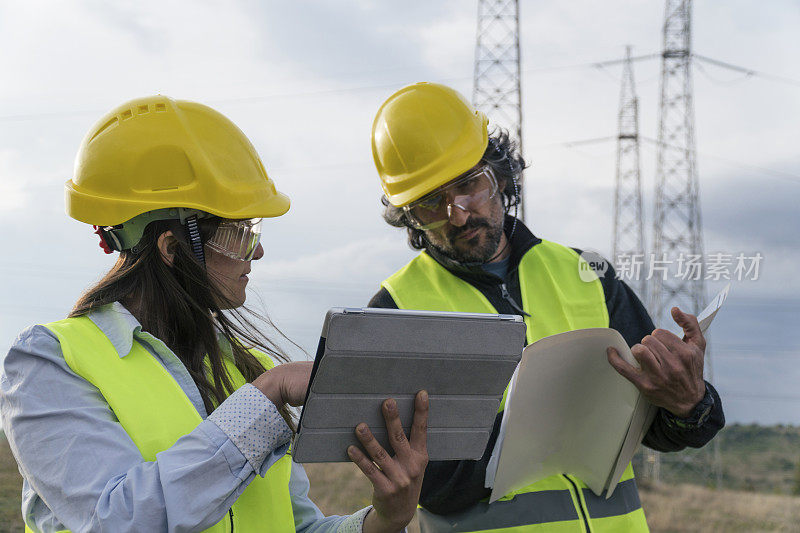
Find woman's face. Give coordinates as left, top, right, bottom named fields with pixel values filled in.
left=205, top=242, right=264, bottom=309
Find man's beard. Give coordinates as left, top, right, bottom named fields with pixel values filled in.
left=427, top=216, right=505, bottom=264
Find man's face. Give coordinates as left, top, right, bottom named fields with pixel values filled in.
left=416, top=165, right=506, bottom=264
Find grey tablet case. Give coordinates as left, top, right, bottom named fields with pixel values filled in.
left=292, top=308, right=525, bottom=463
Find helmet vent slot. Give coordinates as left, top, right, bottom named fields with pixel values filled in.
left=89, top=117, right=119, bottom=142
left=154, top=103, right=167, bottom=112
left=137, top=105, right=149, bottom=114
left=121, top=109, right=133, bottom=121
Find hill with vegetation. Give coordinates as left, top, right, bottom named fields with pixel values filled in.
left=632, top=423, right=800, bottom=495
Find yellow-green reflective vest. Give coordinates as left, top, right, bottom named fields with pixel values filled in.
left=27, top=315, right=294, bottom=533
left=382, top=240, right=649, bottom=533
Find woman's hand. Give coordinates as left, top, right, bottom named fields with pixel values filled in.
left=252, top=362, right=313, bottom=407
left=350, top=391, right=429, bottom=533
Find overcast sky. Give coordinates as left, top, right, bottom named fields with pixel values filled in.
left=0, top=0, right=798, bottom=424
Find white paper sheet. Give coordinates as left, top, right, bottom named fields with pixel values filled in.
left=490, top=328, right=640, bottom=501
left=698, top=283, right=731, bottom=334
left=489, top=284, right=732, bottom=501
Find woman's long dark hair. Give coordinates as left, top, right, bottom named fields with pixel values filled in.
left=70, top=217, right=296, bottom=427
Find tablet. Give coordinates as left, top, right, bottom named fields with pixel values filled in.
left=292, top=307, right=525, bottom=463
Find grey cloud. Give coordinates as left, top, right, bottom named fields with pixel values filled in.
left=702, top=164, right=800, bottom=251
left=238, top=0, right=463, bottom=83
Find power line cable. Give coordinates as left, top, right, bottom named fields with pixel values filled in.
left=0, top=55, right=664, bottom=123
left=694, top=61, right=755, bottom=86
left=538, top=135, right=800, bottom=185
left=693, top=54, right=800, bottom=88
left=0, top=53, right=794, bottom=123
left=531, top=136, right=616, bottom=148
left=639, top=136, right=800, bottom=185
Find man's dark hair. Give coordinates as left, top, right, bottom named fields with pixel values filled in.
left=382, top=129, right=526, bottom=250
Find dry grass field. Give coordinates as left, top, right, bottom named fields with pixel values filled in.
left=638, top=482, right=800, bottom=532
left=3, top=439, right=800, bottom=532
left=0, top=437, right=22, bottom=532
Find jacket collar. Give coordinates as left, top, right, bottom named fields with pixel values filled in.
left=424, top=215, right=542, bottom=281
left=87, top=302, right=141, bottom=358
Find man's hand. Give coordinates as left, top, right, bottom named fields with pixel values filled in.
left=350, top=391, right=429, bottom=533
left=607, top=307, right=706, bottom=418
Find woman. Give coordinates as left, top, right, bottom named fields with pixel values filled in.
left=0, top=95, right=428, bottom=532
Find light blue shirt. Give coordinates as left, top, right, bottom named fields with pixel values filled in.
left=0, top=302, right=370, bottom=532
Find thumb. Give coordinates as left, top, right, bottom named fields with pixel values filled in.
left=672, top=306, right=702, bottom=346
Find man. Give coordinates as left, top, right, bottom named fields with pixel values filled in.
left=368, top=82, right=724, bottom=532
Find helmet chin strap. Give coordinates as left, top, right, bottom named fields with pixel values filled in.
left=184, top=215, right=206, bottom=266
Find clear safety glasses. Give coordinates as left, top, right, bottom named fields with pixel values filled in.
left=403, top=166, right=499, bottom=230
left=205, top=218, right=263, bottom=261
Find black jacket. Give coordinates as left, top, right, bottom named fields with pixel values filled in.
left=368, top=217, right=725, bottom=515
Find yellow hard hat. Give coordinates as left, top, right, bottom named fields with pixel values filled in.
left=371, top=82, right=489, bottom=207
left=66, top=95, right=290, bottom=227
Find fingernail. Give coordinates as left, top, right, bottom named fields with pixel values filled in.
left=347, top=446, right=356, bottom=458
left=420, top=390, right=428, bottom=402
left=357, top=424, right=368, bottom=435
left=385, top=399, right=397, bottom=412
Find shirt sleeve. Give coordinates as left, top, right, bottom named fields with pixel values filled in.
left=1, top=326, right=289, bottom=532
left=599, top=261, right=654, bottom=347
left=208, top=383, right=292, bottom=475
left=643, top=381, right=726, bottom=452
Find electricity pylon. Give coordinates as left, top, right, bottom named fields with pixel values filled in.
left=648, top=0, right=722, bottom=488
left=473, top=0, right=525, bottom=220
left=612, top=46, right=646, bottom=301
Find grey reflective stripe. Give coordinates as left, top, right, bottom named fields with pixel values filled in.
left=582, top=478, right=642, bottom=519
left=417, top=490, right=579, bottom=533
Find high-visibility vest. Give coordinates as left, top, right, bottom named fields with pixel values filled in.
left=28, top=315, right=294, bottom=533
left=382, top=240, right=649, bottom=533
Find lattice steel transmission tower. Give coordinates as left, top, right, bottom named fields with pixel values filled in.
left=612, top=46, right=646, bottom=301
left=473, top=0, right=525, bottom=220
left=647, top=0, right=721, bottom=487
